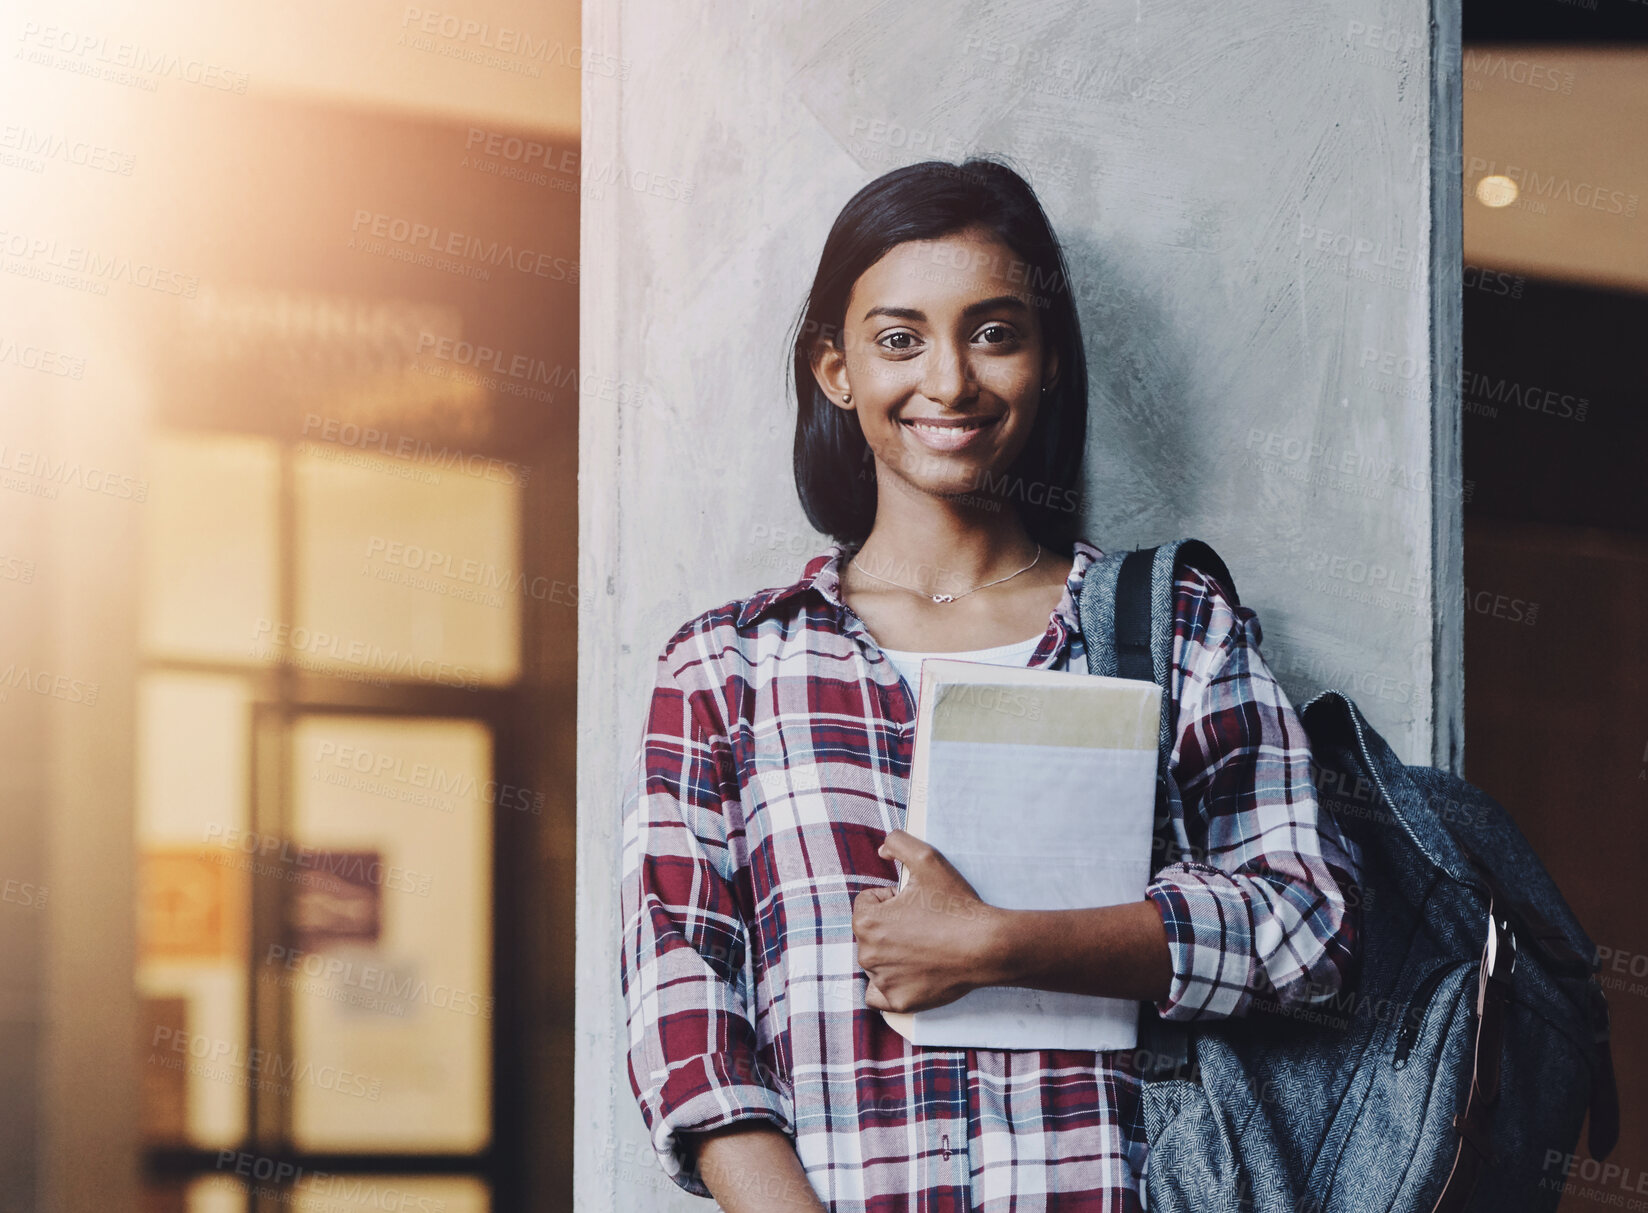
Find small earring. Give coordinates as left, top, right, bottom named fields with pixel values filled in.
left=842, top=392, right=852, bottom=404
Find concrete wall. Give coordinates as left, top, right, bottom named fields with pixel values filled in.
left=577, top=2, right=1461, bottom=1207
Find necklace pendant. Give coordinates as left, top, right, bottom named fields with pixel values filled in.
left=931, top=593, right=954, bottom=604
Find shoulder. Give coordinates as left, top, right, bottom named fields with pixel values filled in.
left=650, top=554, right=837, bottom=714
left=1171, top=558, right=1262, bottom=663
left=652, top=595, right=755, bottom=687
left=643, top=603, right=755, bottom=743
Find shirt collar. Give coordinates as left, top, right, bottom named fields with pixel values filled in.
left=735, top=538, right=1105, bottom=631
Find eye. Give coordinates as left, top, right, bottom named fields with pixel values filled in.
left=877, top=330, right=919, bottom=352
left=974, top=323, right=1019, bottom=346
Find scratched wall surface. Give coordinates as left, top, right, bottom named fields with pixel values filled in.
left=578, top=1, right=1460, bottom=1207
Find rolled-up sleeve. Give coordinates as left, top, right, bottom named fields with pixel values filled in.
left=1143, top=567, right=1363, bottom=1022
left=618, top=642, right=791, bottom=1197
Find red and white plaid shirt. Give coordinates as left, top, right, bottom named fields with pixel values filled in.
left=619, top=539, right=1361, bottom=1211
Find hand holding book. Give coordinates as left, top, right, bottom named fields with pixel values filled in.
left=864, top=658, right=1167, bottom=1050
left=853, top=828, right=1009, bottom=1014
left=854, top=828, right=1172, bottom=1015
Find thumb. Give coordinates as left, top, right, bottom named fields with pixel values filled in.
left=877, top=828, right=930, bottom=869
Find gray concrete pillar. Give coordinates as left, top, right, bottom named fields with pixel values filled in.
left=577, top=3, right=1462, bottom=1207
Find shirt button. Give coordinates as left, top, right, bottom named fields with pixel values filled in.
left=941, top=1133, right=950, bottom=1161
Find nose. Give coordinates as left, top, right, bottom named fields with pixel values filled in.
left=919, top=337, right=977, bottom=410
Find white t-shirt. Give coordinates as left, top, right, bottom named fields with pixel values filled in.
left=875, top=630, right=1057, bottom=697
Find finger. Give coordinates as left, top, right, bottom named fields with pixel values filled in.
left=864, top=980, right=889, bottom=1011
left=854, top=886, right=895, bottom=911
left=880, top=831, right=977, bottom=899
left=851, top=887, right=894, bottom=933
left=876, top=828, right=932, bottom=867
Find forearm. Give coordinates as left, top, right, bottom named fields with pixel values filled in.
left=684, top=1122, right=826, bottom=1213
left=979, top=898, right=1173, bottom=1002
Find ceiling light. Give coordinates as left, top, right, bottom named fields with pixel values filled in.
left=1475, top=175, right=1519, bottom=208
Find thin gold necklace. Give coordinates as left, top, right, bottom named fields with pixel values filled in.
left=848, top=543, right=1043, bottom=604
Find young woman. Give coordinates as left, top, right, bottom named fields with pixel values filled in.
left=619, top=158, right=1362, bottom=1212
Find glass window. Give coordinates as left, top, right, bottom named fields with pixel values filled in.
left=286, top=715, right=493, bottom=1153
left=285, top=1175, right=489, bottom=1213
left=136, top=672, right=253, bottom=1149
left=188, top=1176, right=247, bottom=1213
left=141, top=433, right=280, bottom=663
left=293, top=448, right=521, bottom=686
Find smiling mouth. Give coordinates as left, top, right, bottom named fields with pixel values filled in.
left=901, top=416, right=1001, bottom=434
left=900, top=414, right=1002, bottom=452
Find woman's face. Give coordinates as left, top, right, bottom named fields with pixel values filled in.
left=812, top=224, right=1058, bottom=503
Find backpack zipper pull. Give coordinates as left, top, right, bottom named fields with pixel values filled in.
left=1393, top=964, right=1455, bottom=1068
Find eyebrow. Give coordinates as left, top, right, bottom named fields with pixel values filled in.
left=861, top=295, right=1032, bottom=323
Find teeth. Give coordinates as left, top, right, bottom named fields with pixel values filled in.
left=909, top=421, right=985, bottom=433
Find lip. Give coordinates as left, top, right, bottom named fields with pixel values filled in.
left=900, top=414, right=1001, bottom=453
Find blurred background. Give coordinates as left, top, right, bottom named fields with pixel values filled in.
left=0, top=0, right=1644, bottom=1210
left=1460, top=2, right=1648, bottom=1208
left=0, top=1, right=580, bottom=1209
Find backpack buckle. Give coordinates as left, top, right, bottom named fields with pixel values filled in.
left=1482, top=907, right=1516, bottom=1001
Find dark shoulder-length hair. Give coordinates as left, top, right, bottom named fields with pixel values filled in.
left=788, top=157, right=1087, bottom=557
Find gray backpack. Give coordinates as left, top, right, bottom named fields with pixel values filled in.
left=1077, top=539, right=1619, bottom=1212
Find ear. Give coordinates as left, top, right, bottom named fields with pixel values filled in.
left=810, top=330, right=854, bottom=412
left=1042, top=347, right=1060, bottom=395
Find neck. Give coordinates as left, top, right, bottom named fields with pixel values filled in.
left=849, top=474, right=1041, bottom=597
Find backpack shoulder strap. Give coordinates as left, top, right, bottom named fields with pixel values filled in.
left=1077, top=538, right=1237, bottom=1081
left=1079, top=538, right=1239, bottom=778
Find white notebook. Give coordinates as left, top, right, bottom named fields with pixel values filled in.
left=879, top=658, right=1162, bottom=1051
